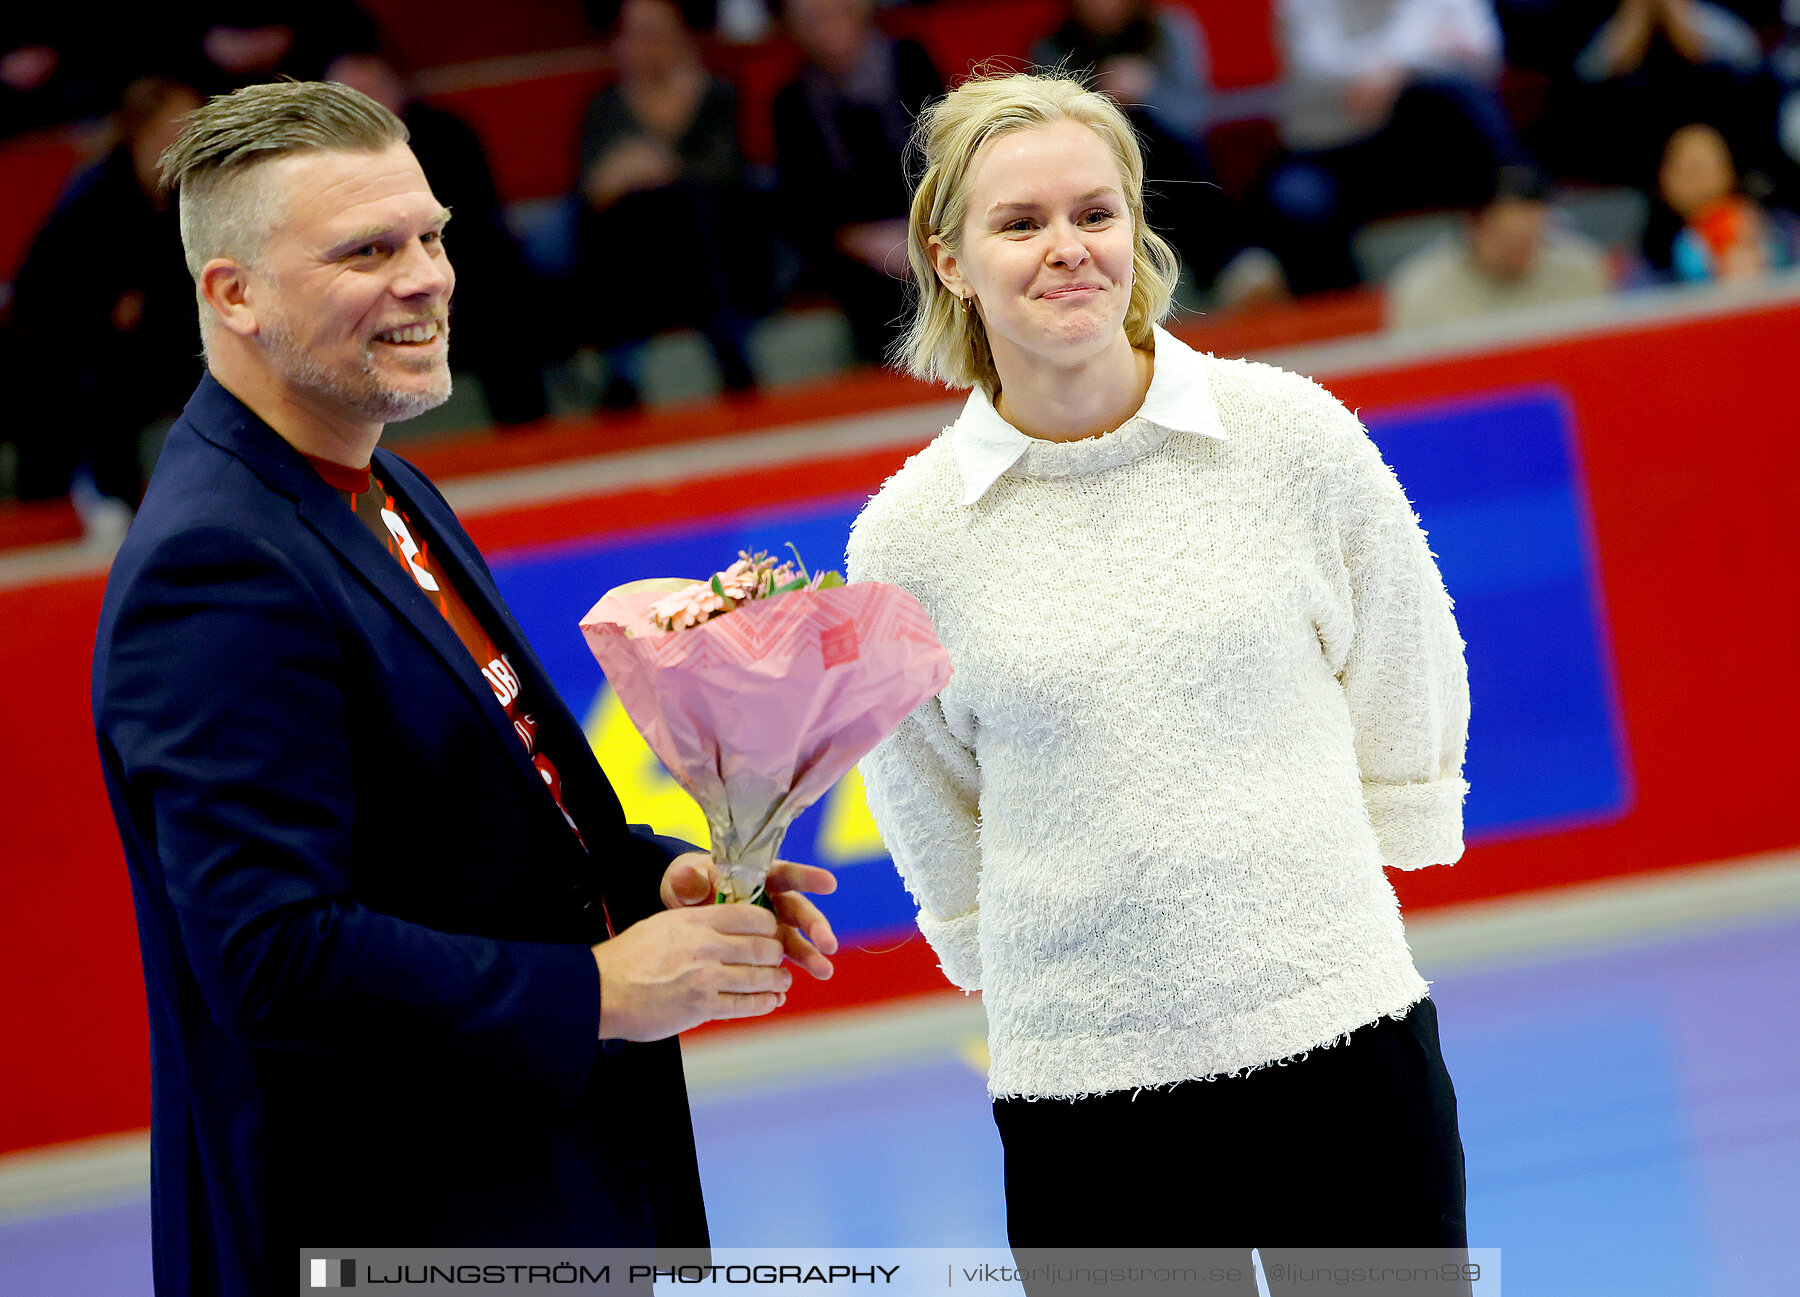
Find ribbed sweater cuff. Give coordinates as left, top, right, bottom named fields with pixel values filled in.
left=1363, top=778, right=1468, bottom=869
left=916, top=907, right=983, bottom=991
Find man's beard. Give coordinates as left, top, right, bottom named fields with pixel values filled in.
left=263, top=308, right=452, bottom=424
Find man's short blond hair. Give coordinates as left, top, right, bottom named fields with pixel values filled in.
left=896, top=71, right=1181, bottom=393
left=160, top=79, right=408, bottom=281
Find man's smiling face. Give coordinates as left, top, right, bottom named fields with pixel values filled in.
left=249, top=141, right=455, bottom=427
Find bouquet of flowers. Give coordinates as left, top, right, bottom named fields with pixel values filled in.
left=580, top=548, right=952, bottom=906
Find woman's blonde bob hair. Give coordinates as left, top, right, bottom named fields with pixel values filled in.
left=896, top=70, right=1181, bottom=393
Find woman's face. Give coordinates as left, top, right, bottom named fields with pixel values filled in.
left=936, top=118, right=1136, bottom=373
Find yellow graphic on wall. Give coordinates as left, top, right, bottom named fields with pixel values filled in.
left=815, top=765, right=889, bottom=863
left=584, top=686, right=710, bottom=844
left=582, top=685, right=891, bottom=864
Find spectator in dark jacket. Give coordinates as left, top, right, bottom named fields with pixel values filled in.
left=773, top=0, right=942, bottom=363
left=1256, top=0, right=1527, bottom=294
left=158, top=0, right=379, bottom=93
left=1, top=14, right=130, bottom=137
left=328, top=51, right=552, bottom=425
left=1031, top=0, right=1244, bottom=290
left=576, top=0, right=768, bottom=406
left=9, top=77, right=204, bottom=530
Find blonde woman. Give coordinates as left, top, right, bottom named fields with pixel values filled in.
left=847, top=72, right=1471, bottom=1251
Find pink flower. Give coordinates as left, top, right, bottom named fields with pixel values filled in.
left=716, top=556, right=761, bottom=601
left=643, top=547, right=844, bottom=632
left=649, top=581, right=732, bottom=632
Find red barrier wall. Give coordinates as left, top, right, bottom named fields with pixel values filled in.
left=5, top=297, right=1798, bottom=1157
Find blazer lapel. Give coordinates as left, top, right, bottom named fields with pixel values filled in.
left=374, top=453, right=629, bottom=846
left=183, top=382, right=539, bottom=790
left=182, top=375, right=620, bottom=863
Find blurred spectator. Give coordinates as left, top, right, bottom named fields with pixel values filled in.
left=772, top=0, right=941, bottom=363
left=327, top=51, right=552, bottom=425
left=1, top=15, right=128, bottom=137
left=162, top=1, right=380, bottom=94
left=1501, top=0, right=1777, bottom=189
left=719, top=0, right=777, bottom=42
left=577, top=0, right=767, bottom=407
left=1641, top=121, right=1796, bottom=280
left=1258, top=0, right=1525, bottom=294
left=1031, top=0, right=1244, bottom=289
left=5, top=5, right=372, bottom=140
left=1387, top=164, right=1611, bottom=330
left=1773, top=0, right=1800, bottom=180
left=1033, top=0, right=1211, bottom=140
left=8, top=77, right=204, bottom=534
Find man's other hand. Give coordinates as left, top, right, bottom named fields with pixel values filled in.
left=661, top=852, right=839, bottom=981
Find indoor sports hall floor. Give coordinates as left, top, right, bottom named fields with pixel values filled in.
left=4, top=855, right=1797, bottom=1297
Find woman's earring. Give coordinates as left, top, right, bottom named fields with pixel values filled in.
left=961, top=293, right=975, bottom=318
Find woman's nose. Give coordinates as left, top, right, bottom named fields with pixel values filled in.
left=1047, top=227, right=1091, bottom=269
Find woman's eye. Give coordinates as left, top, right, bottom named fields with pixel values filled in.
left=1081, top=208, right=1115, bottom=225
left=1002, top=219, right=1035, bottom=233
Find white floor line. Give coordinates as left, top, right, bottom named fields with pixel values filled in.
left=0, top=402, right=960, bottom=592
left=439, top=400, right=959, bottom=518
left=1406, top=846, right=1800, bottom=977
left=0, top=1129, right=150, bottom=1221
left=6, top=849, right=1799, bottom=1219
left=1266, top=268, right=1800, bottom=381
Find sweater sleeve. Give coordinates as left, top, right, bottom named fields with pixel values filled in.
left=1328, top=410, right=1471, bottom=869
left=847, top=483, right=985, bottom=990
left=858, top=702, right=985, bottom=990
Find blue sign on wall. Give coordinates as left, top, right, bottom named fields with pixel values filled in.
left=491, top=386, right=1629, bottom=941
left=1361, top=387, right=1631, bottom=839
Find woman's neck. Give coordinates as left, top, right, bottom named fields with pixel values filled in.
left=991, top=330, right=1154, bottom=443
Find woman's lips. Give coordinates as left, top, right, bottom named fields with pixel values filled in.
left=1038, top=284, right=1103, bottom=299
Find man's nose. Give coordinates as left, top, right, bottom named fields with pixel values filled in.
left=392, top=239, right=453, bottom=299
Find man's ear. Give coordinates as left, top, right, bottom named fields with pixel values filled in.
left=199, top=258, right=260, bottom=339
left=928, top=234, right=966, bottom=301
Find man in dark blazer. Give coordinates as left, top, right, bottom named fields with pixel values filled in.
left=91, top=80, right=836, bottom=1297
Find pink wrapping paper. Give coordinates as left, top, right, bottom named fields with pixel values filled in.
left=580, top=578, right=953, bottom=903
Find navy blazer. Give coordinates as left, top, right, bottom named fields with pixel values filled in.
left=93, top=375, right=707, bottom=1296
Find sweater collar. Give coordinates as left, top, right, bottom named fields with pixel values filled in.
left=949, top=326, right=1228, bottom=505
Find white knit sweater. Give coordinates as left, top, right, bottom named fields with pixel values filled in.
left=846, top=329, right=1469, bottom=1099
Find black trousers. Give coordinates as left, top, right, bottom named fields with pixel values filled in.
left=992, top=998, right=1468, bottom=1257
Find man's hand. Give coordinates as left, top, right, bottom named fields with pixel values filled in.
left=592, top=904, right=790, bottom=1041
left=662, top=851, right=839, bottom=981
